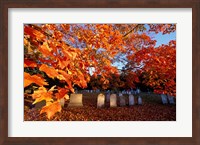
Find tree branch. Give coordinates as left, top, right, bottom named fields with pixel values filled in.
left=123, top=24, right=140, bottom=38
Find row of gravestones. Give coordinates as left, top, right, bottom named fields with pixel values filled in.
left=34, top=93, right=142, bottom=108
left=106, top=89, right=141, bottom=95
left=34, top=93, right=175, bottom=109
left=82, top=90, right=101, bottom=93
left=79, top=89, right=141, bottom=95
left=98, top=93, right=142, bottom=108
left=161, top=94, right=175, bottom=104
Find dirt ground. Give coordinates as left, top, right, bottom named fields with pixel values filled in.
left=24, top=92, right=176, bottom=121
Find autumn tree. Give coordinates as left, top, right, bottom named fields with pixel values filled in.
left=124, top=24, right=176, bottom=96
left=130, top=41, right=176, bottom=96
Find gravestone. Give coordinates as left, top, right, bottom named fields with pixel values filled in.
left=110, top=94, right=117, bottom=107
left=168, top=95, right=175, bottom=104
left=147, top=89, right=150, bottom=94
left=97, top=93, right=105, bottom=108
left=68, top=94, right=83, bottom=107
left=137, top=89, right=140, bottom=94
left=119, top=96, right=126, bottom=106
left=161, top=94, right=168, bottom=104
left=106, top=93, right=110, bottom=103
left=35, top=100, right=46, bottom=108
left=60, top=98, right=65, bottom=107
left=138, top=96, right=142, bottom=105
left=129, top=95, right=135, bottom=106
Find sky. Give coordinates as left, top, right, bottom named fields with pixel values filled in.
left=151, top=31, right=176, bottom=47
left=145, top=24, right=176, bottom=47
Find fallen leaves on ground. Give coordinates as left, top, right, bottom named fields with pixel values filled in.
left=24, top=93, right=176, bottom=121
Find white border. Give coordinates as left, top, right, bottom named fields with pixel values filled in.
left=8, top=8, right=192, bottom=137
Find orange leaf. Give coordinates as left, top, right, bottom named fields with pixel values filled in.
left=24, top=26, right=46, bottom=41
left=39, top=64, right=59, bottom=79
left=24, top=72, right=48, bottom=87
left=55, top=88, right=68, bottom=99
left=60, top=24, right=70, bottom=32
left=40, top=101, right=62, bottom=119
left=57, top=70, right=72, bottom=88
left=38, top=42, right=53, bottom=57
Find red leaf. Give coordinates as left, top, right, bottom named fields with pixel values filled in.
left=24, top=59, right=37, bottom=68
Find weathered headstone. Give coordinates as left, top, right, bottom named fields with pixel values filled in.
left=138, top=96, right=142, bottom=105
left=97, top=93, right=105, bottom=108
left=119, top=96, right=126, bottom=106
left=147, top=89, right=150, bottom=94
left=129, top=95, right=135, bottom=106
left=161, top=94, right=168, bottom=104
left=168, top=95, right=175, bottom=104
left=35, top=100, right=46, bottom=109
left=137, top=89, right=140, bottom=94
left=110, top=94, right=117, bottom=107
left=68, top=94, right=83, bottom=107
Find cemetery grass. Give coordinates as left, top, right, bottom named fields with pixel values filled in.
left=24, top=92, right=176, bottom=121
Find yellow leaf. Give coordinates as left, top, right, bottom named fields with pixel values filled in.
left=49, top=85, right=57, bottom=92
left=32, top=87, right=53, bottom=104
